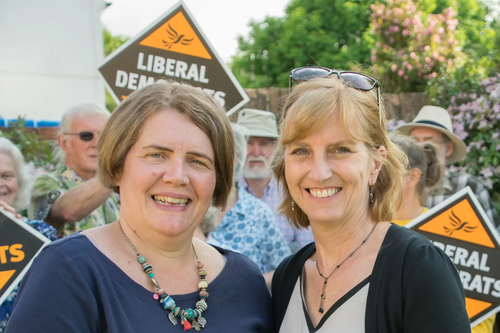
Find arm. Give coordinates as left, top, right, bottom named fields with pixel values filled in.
left=6, top=246, right=100, bottom=332
left=45, top=178, right=112, bottom=227
left=403, top=244, right=471, bottom=333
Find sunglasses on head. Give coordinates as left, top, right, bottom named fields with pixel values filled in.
left=289, top=67, right=382, bottom=124
left=64, top=131, right=98, bottom=142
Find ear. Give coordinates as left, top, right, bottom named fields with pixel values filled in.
left=407, top=168, right=421, bottom=189
left=57, top=133, right=70, bottom=153
left=370, top=145, right=386, bottom=184
left=445, top=141, right=454, bottom=158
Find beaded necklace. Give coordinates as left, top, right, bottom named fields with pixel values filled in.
left=119, top=222, right=208, bottom=331
left=315, top=222, right=378, bottom=314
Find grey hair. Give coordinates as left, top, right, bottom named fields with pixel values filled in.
left=0, top=137, right=34, bottom=211
left=59, top=103, right=110, bottom=134
left=231, top=123, right=248, bottom=180
left=55, top=103, right=110, bottom=161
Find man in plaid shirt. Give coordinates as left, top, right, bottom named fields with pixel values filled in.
left=397, top=106, right=499, bottom=230
left=237, top=109, right=314, bottom=252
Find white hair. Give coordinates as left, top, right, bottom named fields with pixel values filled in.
left=0, top=137, right=34, bottom=211
left=54, top=103, right=110, bottom=161
left=231, top=123, right=248, bottom=180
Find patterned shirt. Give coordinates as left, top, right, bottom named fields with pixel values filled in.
left=0, top=219, right=57, bottom=333
left=427, top=170, right=500, bottom=231
left=239, top=176, right=314, bottom=250
left=207, top=184, right=291, bottom=273
left=29, top=163, right=119, bottom=237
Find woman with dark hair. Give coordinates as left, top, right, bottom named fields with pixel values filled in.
left=7, top=82, right=273, bottom=332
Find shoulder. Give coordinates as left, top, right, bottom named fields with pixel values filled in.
left=37, top=233, right=97, bottom=263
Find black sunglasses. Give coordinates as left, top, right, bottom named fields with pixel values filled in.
left=64, top=131, right=98, bottom=142
left=289, top=67, right=382, bottom=124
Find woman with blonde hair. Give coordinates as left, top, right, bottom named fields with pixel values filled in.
left=7, top=82, right=273, bottom=332
left=271, top=67, right=470, bottom=332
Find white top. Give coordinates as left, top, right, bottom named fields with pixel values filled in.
left=279, top=274, right=370, bottom=333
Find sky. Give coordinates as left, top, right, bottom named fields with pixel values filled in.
left=101, top=0, right=290, bottom=62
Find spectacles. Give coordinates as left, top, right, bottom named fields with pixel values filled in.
left=289, top=67, right=382, bottom=124
left=63, top=131, right=99, bottom=142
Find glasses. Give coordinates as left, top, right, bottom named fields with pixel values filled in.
left=289, top=67, right=382, bottom=124
left=63, top=131, right=99, bottom=142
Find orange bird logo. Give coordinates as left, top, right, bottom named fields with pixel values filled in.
left=162, top=23, right=194, bottom=49
left=443, top=210, right=478, bottom=235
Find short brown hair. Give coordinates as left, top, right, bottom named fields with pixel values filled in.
left=272, top=77, right=408, bottom=228
left=98, top=82, right=234, bottom=209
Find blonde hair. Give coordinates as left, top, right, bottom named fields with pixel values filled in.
left=389, top=131, right=444, bottom=203
left=272, top=77, right=407, bottom=228
left=98, top=81, right=234, bottom=209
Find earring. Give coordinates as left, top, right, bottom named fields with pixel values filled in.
left=369, top=182, right=374, bottom=205
left=292, top=200, right=295, bottom=211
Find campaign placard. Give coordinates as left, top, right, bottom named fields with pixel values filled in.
left=99, top=0, right=249, bottom=115
left=406, top=186, right=500, bottom=327
left=0, top=208, right=50, bottom=306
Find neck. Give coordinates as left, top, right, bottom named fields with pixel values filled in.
left=244, top=177, right=271, bottom=198
left=65, top=159, right=94, bottom=181
left=311, top=209, right=377, bottom=273
left=396, top=189, right=424, bottom=221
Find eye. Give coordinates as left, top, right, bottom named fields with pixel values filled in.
left=190, top=158, right=209, bottom=168
left=291, top=148, right=308, bottom=155
left=333, top=147, right=350, bottom=154
left=149, top=153, right=163, bottom=158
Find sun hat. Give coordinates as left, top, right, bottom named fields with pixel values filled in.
left=236, top=109, right=279, bottom=138
left=396, top=105, right=467, bottom=164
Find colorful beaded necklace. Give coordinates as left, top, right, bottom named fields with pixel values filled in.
left=119, top=222, right=208, bottom=331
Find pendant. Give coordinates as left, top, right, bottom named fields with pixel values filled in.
left=192, top=320, right=201, bottom=331
left=168, top=312, right=179, bottom=325
left=197, top=316, right=207, bottom=328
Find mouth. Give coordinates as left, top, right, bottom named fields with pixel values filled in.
left=306, top=187, right=342, bottom=198
left=152, top=195, right=190, bottom=207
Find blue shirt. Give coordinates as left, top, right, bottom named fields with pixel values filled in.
left=0, top=219, right=57, bottom=333
left=207, top=183, right=291, bottom=273
left=6, top=233, right=274, bottom=333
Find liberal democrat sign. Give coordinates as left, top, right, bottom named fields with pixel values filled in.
left=0, top=208, right=50, bottom=306
left=406, top=187, right=500, bottom=327
left=99, top=0, right=249, bottom=115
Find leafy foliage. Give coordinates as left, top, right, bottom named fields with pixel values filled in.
left=0, top=117, right=57, bottom=169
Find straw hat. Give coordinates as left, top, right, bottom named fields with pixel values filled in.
left=396, top=105, right=466, bottom=164
left=236, top=109, right=279, bottom=138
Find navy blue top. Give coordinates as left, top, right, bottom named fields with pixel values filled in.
left=6, top=234, right=274, bottom=333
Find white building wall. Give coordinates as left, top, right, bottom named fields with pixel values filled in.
left=0, top=0, right=106, bottom=121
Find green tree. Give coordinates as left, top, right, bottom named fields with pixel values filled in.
left=103, top=28, right=129, bottom=111
left=231, top=0, right=377, bottom=88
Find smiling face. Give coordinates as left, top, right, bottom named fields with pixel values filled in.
left=0, top=152, right=18, bottom=207
left=116, top=109, right=216, bottom=238
left=284, top=113, right=382, bottom=225
left=59, top=114, right=107, bottom=180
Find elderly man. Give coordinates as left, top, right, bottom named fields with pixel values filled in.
left=237, top=109, right=314, bottom=252
left=30, top=103, right=119, bottom=237
left=397, top=105, right=499, bottom=229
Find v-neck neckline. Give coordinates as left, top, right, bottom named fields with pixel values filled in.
left=299, top=271, right=371, bottom=332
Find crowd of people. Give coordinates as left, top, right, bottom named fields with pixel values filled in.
left=1, top=65, right=498, bottom=332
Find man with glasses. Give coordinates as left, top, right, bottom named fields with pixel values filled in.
left=397, top=105, right=499, bottom=230
left=29, top=103, right=119, bottom=237
left=237, top=109, right=314, bottom=252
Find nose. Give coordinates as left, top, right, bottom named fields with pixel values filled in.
left=308, top=155, right=332, bottom=183
left=162, top=157, right=189, bottom=186
left=248, top=141, right=262, bottom=156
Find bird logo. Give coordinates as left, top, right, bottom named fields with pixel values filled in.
left=443, top=210, right=477, bottom=235
left=162, top=23, right=194, bottom=49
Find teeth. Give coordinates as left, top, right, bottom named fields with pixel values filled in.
left=310, top=188, right=341, bottom=198
left=153, top=195, right=188, bottom=206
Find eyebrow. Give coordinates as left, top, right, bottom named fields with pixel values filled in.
left=143, top=144, right=214, bottom=165
left=291, top=139, right=355, bottom=147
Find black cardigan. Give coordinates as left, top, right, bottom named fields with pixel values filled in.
left=272, top=224, right=471, bottom=332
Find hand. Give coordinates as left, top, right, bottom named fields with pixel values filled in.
left=0, top=200, right=22, bottom=219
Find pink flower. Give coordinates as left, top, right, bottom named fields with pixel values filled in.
left=407, top=64, right=413, bottom=71
left=404, top=75, right=409, bottom=80
left=410, top=52, right=417, bottom=59
left=433, top=34, right=441, bottom=43
left=376, top=41, right=381, bottom=47
left=398, top=69, right=405, bottom=76
left=371, top=55, right=377, bottom=62
left=391, top=64, right=398, bottom=71
left=390, top=38, right=395, bottom=44
left=402, top=29, right=410, bottom=36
